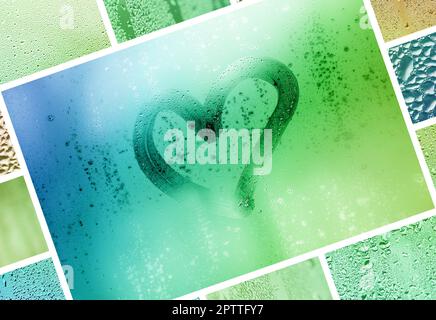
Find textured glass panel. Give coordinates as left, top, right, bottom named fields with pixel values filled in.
left=390, top=33, right=436, bottom=124
left=0, top=0, right=110, bottom=85
left=3, top=0, right=433, bottom=299
left=370, top=0, right=436, bottom=42
left=104, top=0, right=230, bottom=42
left=417, top=124, right=436, bottom=186
left=207, top=259, right=331, bottom=300
left=0, top=112, right=19, bottom=175
left=0, top=259, right=64, bottom=300
left=0, top=177, right=47, bottom=267
left=327, top=217, right=436, bottom=300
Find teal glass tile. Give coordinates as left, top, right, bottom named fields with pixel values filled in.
left=0, top=259, right=65, bottom=300
left=327, top=217, right=436, bottom=300
left=389, top=33, right=436, bottom=123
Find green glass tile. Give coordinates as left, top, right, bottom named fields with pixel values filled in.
left=0, top=259, right=64, bottom=300
left=417, top=124, right=436, bottom=186
left=327, top=217, right=436, bottom=300
left=207, top=259, right=332, bottom=300
left=0, top=112, right=19, bottom=175
left=0, top=177, right=47, bottom=267
left=0, top=0, right=110, bottom=85
left=104, top=0, right=230, bottom=42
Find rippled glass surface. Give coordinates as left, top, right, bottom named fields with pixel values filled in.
left=3, top=0, right=432, bottom=299
left=371, top=0, right=436, bottom=42
left=327, top=217, right=436, bottom=300
left=104, top=0, right=230, bottom=42
left=0, top=112, right=19, bottom=175
left=0, top=0, right=110, bottom=85
left=0, top=177, right=47, bottom=267
left=0, top=259, right=64, bottom=300
left=207, top=259, right=331, bottom=300
left=390, top=33, right=436, bottom=123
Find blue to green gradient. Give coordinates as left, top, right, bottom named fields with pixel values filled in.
left=2, top=0, right=433, bottom=299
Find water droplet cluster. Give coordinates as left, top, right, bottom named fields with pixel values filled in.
left=417, top=124, right=436, bottom=186
left=327, top=217, right=436, bottom=300
left=104, top=0, right=230, bottom=42
left=0, top=112, right=19, bottom=175
left=0, top=259, right=64, bottom=300
left=371, top=0, right=436, bottom=41
left=0, top=0, right=110, bottom=84
left=207, top=259, right=331, bottom=300
left=390, top=33, right=436, bottom=123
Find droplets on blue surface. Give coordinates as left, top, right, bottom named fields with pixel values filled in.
left=389, top=32, right=436, bottom=123
left=0, top=259, right=65, bottom=300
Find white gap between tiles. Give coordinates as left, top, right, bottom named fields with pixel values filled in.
left=0, top=169, right=23, bottom=185
left=319, top=255, right=340, bottom=300
left=0, top=252, right=51, bottom=277
left=385, top=25, right=436, bottom=49
left=415, top=117, right=436, bottom=132
left=95, top=0, right=118, bottom=47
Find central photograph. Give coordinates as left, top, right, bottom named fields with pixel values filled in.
left=2, top=0, right=433, bottom=299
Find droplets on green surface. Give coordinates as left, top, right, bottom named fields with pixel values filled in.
left=417, top=124, right=436, bottom=186
left=0, top=259, right=64, bottom=300
left=327, top=217, right=436, bottom=300
left=0, top=0, right=110, bottom=85
left=389, top=33, right=436, bottom=123
left=0, top=112, right=19, bottom=175
left=207, top=259, right=332, bottom=300
left=104, top=0, right=230, bottom=42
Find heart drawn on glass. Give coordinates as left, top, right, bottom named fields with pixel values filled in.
left=133, top=57, right=299, bottom=216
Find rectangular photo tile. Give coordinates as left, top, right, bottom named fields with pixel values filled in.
left=417, top=124, right=436, bottom=186
left=103, top=0, right=230, bottom=42
left=0, top=177, right=47, bottom=268
left=2, top=0, right=433, bottom=299
left=370, top=0, right=436, bottom=42
left=0, top=112, right=19, bottom=175
left=0, top=0, right=110, bottom=85
left=207, top=259, right=332, bottom=300
left=389, top=32, right=436, bottom=124
left=0, top=259, right=64, bottom=300
left=327, top=216, right=436, bottom=300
